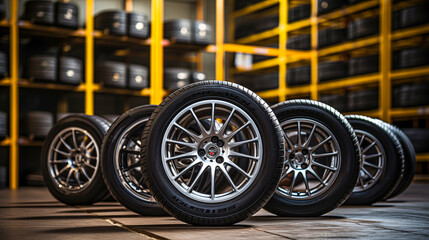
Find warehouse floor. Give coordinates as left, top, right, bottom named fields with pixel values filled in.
left=1, top=183, right=428, bottom=240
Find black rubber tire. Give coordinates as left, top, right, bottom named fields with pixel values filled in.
left=101, top=105, right=166, bottom=216
left=41, top=114, right=111, bottom=205
left=141, top=80, right=285, bottom=225
left=345, top=115, right=404, bottom=205
left=380, top=123, right=415, bottom=199
left=264, top=100, right=361, bottom=217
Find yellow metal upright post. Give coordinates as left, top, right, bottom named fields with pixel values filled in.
left=215, top=0, right=224, bottom=81
left=279, top=0, right=288, bottom=102
left=125, top=0, right=133, bottom=12
left=9, top=0, right=19, bottom=189
left=85, top=0, right=94, bottom=115
left=310, top=0, right=318, bottom=100
left=150, top=0, right=164, bottom=104
left=380, top=0, right=391, bottom=122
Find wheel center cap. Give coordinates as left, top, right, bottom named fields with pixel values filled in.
left=205, top=143, right=220, bottom=159
left=290, top=151, right=309, bottom=169
left=295, top=152, right=305, bottom=164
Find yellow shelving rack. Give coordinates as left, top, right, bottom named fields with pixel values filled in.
left=3, top=0, right=429, bottom=188
left=227, top=0, right=429, bottom=163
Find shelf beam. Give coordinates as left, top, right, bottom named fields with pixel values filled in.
left=310, top=0, right=318, bottom=101
left=278, top=0, right=287, bottom=102
left=9, top=0, right=19, bottom=190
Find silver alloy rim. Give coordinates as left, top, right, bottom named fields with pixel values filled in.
left=48, top=127, right=99, bottom=192
left=277, top=118, right=341, bottom=199
left=113, top=118, right=156, bottom=203
left=161, top=100, right=263, bottom=203
left=353, top=130, right=385, bottom=193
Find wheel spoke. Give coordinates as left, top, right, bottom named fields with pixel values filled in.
left=165, top=151, right=197, bottom=162
left=53, top=148, right=70, bottom=157
left=66, top=169, right=74, bottom=184
left=297, top=121, right=302, bottom=147
left=74, top=170, right=81, bottom=185
left=363, top=161, right=382, bottom=169
left=228, top=150, right=259, bottom=160
left=84, top=161, right=96, bottom=169
left=80, top=167, right=91, bottom=181
left=224, top=160, right=251, bottom=178
left=362, top=141, right=376, bottom=154
left=166, top=139, right=197, bottom=149
left=219, top=109, right=235, bottom=136
left=173, top=160, right=202, bottom=180
left=130, top=137, right=141, bottom=147
left=72, top=129, right=79, bottom=148
left=359, top=134, right=366, bottom=146
left=228, top=137, right=259, bottom=148
left=311, top=161, right=337, bottom=171
left=60, top=137, right=73, bottom=151
left=210, top=166, right=216, bottom=200
left=303, top=124, right=317, bottom=148
left=121, top=149, right=141, bottom=155
left=85, top=140, right=94, bottom=151
left=282, top=131, right=294, bottom=150
left=187, top=164, right=208, bottom=193
left=362, top=167, right=375, bottom=180
left=312, top=151, right=338, bottom=158
left=359, top=175, right=365, bottom=187
left=123, top=162, right=141, bottom=172
left=302, top=172, right=311, bottom=196
left=190, top=108, right=208, bottom=135
left=288, top=172, right=298, bottom=196
left=308, top=168, right=325, bottom=186
left=173, top=123, right=201, bottom=140
left=280, top=167, right=293, bottom=181
left=209, top=103, right=216, bottom=134
left=56, top=165, right=71, bottom=177
left=310, top=136, right=332, bottom=152
left=219, top=165, right=238, bottom=192
left=226, top=122, right=250, bottom=141
left=51, top=159, right=71, bottom=164
left=364, top=152, right=382, bottom=159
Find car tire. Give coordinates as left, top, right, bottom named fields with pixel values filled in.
left=41, top=114, right=111, bottom=205
left=141, top=80, right=285, bottom=225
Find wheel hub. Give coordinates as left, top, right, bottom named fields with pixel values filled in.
left=290, top=150, right=310, bottom=169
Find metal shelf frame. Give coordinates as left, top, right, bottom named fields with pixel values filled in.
left=4, top=0, right=429, bottom=188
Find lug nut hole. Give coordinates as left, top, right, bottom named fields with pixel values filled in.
left=216, top=156, right=224, bottom=163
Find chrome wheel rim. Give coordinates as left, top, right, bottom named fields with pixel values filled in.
left=48, top=127, right=99, bottom=192
left=277, top=118, right=341, bottom=199
left=114, top=118, right=155, bottom=203
left=161, top=100, right=263, bottom=203
left=353, top=130, right=385, bottom=192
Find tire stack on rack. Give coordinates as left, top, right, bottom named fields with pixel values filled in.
left=319, top=94, right=347, bottom=112
left=95, top=10, right=127, bottom=36
left=164, top=68, right=190, bottom=91
left=58, top=57, right=82, bottom=85
left=0, top=51, right=6, bottom=79
left=27, top=55, right=57, bottom=82
left=287, top=65, right=311, bottom=86
left=25, top=111, right=54, bottom=140
left=393, top=3, right=429, bottom=30
left=95, top=61, right=127, bottom=88
left=164, top=19, right=192, bottom=43
left=318, top=61, right=348, bottom=83
left=0, top=111, right=6, bottom=140
left=348, top=16, right=379, bottom=40
left=347, top=88, right=378, bottom=112
left=23, top=0, right=79, bottom=28
left=393, top=82, right=429, bottom=108
left=235, top=72, right=279, bottom=92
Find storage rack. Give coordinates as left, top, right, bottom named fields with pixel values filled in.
left=0, top=0, right=210, bottom=189
left=1, top=0, right=429, bottom=189
left=227, top=0, right=429, bottom=176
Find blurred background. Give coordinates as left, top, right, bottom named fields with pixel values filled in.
left=0, top=0, right=428, bottom=188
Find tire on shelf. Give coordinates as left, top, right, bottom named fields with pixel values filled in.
left=345, top=115, right=404, bottom=205
left=140, top=81, right=285, bottom=225
left=101, top=105, right=166, bottom=216
left=263, top=100, right=361, bottom=217
left=376, top=122, right=415, bottom=199
left=41, top=114, right=111, bottom=205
